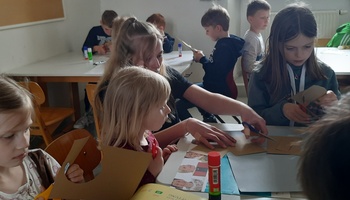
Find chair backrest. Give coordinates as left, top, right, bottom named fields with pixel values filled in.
left=226, top=68, right=238, bottom=99
left=19, top=81, right=46, bottom=106
left=316, top=38, right=331, bottom=47
left=19, top=81, right=53, bottom=144
left=45, top=129, right=101, bottom=181
left=240, top=58, right=249, bottom=97
left=86, top=83, right=101, bottom=139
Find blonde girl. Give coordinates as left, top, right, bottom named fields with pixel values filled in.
left=100, top=67, right=173, bottom=187
left=0, top=75, right=83, bottom=199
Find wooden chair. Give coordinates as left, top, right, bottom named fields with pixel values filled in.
left=240, top=58, right=249, bottom=97
left=85, top=83, right=101, bottom=139
left=20, top=81, right=75, bottom=146
left=316, top=38, right=331, bottom=47
left=45, top=129, right=101, bottom=182
left=214, top=68, right=241, bottom=124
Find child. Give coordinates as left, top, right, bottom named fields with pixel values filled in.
left=248, top=2, right=341, bottom=126
left=100, top=66, right=173, bottom=188
left=146, top=13, right=175, bottom=53
left=97, top=17, right=267, bottom=151
left=82, top=10, right=118, bottom=55
left=176, top=4, right=245, bottom=123
left=0, top=75, right=84, bottom=199
left=76, top=10, right=118, bottom=129
left=298, top=92, right=350, bottom=200
left=242, top=0, right=271, bottom=76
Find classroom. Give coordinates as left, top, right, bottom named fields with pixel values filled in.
left=0, top=0, right=350, bottom=199
left=1, top=0, right=349, bottom=108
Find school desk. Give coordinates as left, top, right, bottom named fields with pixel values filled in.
left=315, top=47, right=350, bottom=75
left=315, top=47, right=350, bottom=87
left=5, top=51, right=193, bottom=119
left=157, top=124, right=307, bottom=199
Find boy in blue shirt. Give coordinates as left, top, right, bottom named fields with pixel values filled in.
left=146, top=13, right=175, bottom=53
left=76, top=10, right=118, bottom=129
left=82, top=10, right=118, bottom=55
left=176, top=4, right=245, bottom=123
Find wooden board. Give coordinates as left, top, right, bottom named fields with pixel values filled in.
left=0, top=0, right=64, bottom=27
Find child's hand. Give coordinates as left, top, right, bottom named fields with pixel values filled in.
left=65, top=164, right=84, bottom=183
left=147, top=146, right=164, bottom=177
left=193, top=50, right=205, bottom=62
left=283, top=103, right=310, bottom=124
left=93, top=45, right=107, bottom=55
left=162, top=144, right=178, bottom=162
left=316, top=90, right=338, bottom=107
left=104, top=42, right=112, bottom=52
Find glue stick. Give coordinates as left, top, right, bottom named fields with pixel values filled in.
left=208, top=151, right=221, bottom=200
left=87, top=48, right=93, bottom=63
left=178, top=43, right=182, bottom=57
left=83, top=46, right=88, bottom=60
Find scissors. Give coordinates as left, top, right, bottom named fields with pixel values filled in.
left=34, top=184, right=56, bottom=200
left=242, top=122, right=276, bottom=142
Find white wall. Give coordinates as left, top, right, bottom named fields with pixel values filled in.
left=0, top=0, right=100, bottom=73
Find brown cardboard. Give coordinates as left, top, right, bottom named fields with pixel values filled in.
left=49, top=137, right=152, bottom=200
left=228, top=133, right=266, bottom=156
left=191, top=133, right=265, bottom=156
left=291, top=85, right=327, bottom=104
left=267, top=136, right=302, bottom=155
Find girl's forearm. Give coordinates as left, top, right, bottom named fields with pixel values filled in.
left=154, top=119, right=190, bottom=148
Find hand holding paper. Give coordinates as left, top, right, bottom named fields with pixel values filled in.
left=282, top=103, right=311, bottom=124
left=316, top=90, right=338, bottom=107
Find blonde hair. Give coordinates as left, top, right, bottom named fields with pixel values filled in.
left=100, top=67, right=171, bottom=151
left=0, top=75, right=33, bottom=115
left=96, top=17, right=167, bottom=113
left=111, top=16, right=129, bottom=44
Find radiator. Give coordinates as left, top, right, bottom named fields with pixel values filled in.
left=262, top=10, right=339, bottom=40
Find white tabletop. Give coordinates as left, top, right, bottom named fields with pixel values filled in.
left=315, top=47, right=350, bottom=75
left=5, top=50, right=193, bottom=78
left=157, top=124, right=306, bottom=199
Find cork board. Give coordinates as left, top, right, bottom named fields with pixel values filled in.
left=0, top=0, right=64, bottom=29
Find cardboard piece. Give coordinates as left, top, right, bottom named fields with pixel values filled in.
left=190, top=144, right=228, bottom=158
left=291, top=85, right=327, bottom=104
left=267, top=136, right=302, bottom=155
left=191, top=133, right=265, bottom=156
left=50, top=137, right=152, bottom=200
left=229, top=133, right=266, bottom=156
